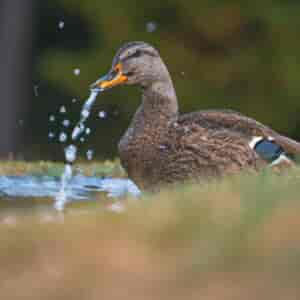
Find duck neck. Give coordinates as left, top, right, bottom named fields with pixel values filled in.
left=140, top=80, right=178, bottom=123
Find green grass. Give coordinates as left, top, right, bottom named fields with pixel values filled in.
left=0, top=161, right=300, bottom=299
left=0, top=159, right=126, bottom=177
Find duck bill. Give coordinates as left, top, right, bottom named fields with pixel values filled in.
left=90, top=63, right=128, bottom=91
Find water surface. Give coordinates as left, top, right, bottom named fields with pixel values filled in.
left=0, top=175, right=140, bottom=209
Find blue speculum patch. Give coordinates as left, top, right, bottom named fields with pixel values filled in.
left=254, top=139, right=284, bottom=162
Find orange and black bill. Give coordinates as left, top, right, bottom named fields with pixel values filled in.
left=90, top=63, right=128, bottom=91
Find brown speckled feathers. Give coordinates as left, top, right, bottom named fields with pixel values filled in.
left=119, top=92, right=270, bottom=188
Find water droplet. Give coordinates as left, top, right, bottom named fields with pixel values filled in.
left=62, top=119, right=70, bottom=127
left=74, top=68, right=80, bottom=76
left=48, top=132, right=55, bottom=139
left=59, top=106, right=66, bottom=114
left=85, top=128, right=91, bottom=135
left=80, top=137, right=85, bottom=143
left=98, top=111, right=106, bottom=119
left=81, top=109, right=89, bottom=118
left=72, top=98, right=77, bottom=103
left=86, top=149, right=94, bottom=160
left=18, top=119, right=24, bottom=126
left=146, top=21, right=157, bottom=33
left=58, top=20, right=65, bottom=29
left=59, top=132, right=68, bottom=143
left=33, top=85, right=39, bottom=96
left=65, top=144, right=77, bottom=163
left=49, top=115, right=55, bottom=122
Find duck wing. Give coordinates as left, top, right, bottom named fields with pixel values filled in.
left=178, top=109, right=300, bottom=158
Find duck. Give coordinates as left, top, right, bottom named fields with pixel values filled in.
left=91, top=41, right=300, bottom=189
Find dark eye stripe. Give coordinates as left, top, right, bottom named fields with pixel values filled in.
left=123, top=71, right=134, bottom=77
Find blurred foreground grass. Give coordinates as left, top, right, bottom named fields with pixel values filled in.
left=0, top=160, right=300, bottom=299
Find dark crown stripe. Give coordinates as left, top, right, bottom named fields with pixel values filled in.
left=122, top=48, right=157, bottom=63
left=112, top=41, right=156, bottom=66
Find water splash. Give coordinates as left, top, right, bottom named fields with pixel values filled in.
left=86, top=149, right=94, bottom=161
left=65, top=144, right=77, bottom=163
left=72, top=89, right=100, bottom=140
left=81, top=109, right=90, bottom=118
left=54, top=145, right=78, bottom=210
left=54, top=89, right=101, bottom=210
left=54, top=164, right=73, bottom=211
left=0, top=175, right=141, bottom=201
left=72, top=123, right=85, bottom=140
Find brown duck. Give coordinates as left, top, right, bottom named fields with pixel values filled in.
left=91, top=41, right=300, bottom=189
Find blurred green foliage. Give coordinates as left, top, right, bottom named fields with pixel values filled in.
left=29, top=0, right=300, bottom=160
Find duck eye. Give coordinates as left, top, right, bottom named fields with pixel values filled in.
left=134, top=50, right=141, bottom=57
left=108, top=67, right=119, bottom=80
left=124, top=71, right=134, bottom=77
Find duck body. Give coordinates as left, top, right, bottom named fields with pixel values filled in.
left=118, top=88, right=281, bottom=189
left=92, top=42, right=300, bottom=189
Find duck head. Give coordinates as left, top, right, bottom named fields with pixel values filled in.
left=91, top=41, right=170, bottom=91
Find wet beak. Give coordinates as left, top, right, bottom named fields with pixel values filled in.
left=90, top=63, right=128, bottom=91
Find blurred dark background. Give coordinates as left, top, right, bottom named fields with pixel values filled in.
left=1, top=0, right=300, bottom=161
